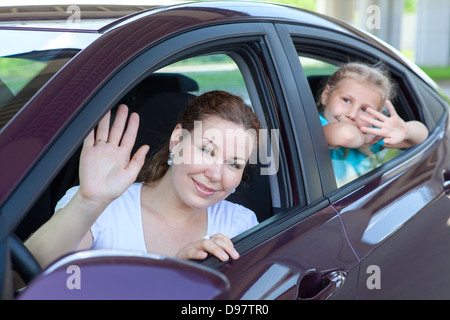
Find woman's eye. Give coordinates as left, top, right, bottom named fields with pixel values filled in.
left=343, top=98, right=351, bottom=104
left=361, top=107, right=367, bottom=112
left=201, top=147, right=214, bottom=157
left=230, top=161, right=241, bottom=169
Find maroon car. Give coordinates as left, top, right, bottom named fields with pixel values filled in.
left=1, top=2, right=449, bottom=300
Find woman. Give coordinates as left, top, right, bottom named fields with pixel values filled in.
left=26, top=91, right=262, bottom=268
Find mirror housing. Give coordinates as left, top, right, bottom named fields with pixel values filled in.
left=18, top=250, right=230, bottom=300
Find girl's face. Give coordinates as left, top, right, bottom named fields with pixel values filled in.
left=169, top=116, right=256, bottom=210
left=321, top=77, right=383, bottom=129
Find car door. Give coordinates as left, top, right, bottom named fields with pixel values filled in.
left=284, top=22, right=450, bottom=299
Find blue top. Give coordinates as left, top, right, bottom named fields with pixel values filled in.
left=320, top=114, right=384, bottom=186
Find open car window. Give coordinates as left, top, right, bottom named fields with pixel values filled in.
left=120, top=52, right=274, bottom=225
left=14, top=48, right=277, bottom=243
left=298, top=55, right=403, bottom=187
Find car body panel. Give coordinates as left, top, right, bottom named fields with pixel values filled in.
left=214, top=205, right=359, bottom=299
left=337, top=114, right=450, bottom=299
left=18, top=250, right=230, bottom=300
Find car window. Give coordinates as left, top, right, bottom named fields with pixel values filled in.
left=299, top=55, right=402, bottom=187
left=13, top=26, right=291, bottom=263
left=120, top=52, right=274, bottom=225
left=0, top=49, right=79, bottom=130
left=157, top=54, right=250, bottom=104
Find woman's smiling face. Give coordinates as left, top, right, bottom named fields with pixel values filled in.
left=168, top=115, right=256, bottom=210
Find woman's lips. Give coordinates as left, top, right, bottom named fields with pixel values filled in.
left=192, top=179, right=217, bottom=197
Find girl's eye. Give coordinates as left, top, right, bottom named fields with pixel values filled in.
left=343, top=98, right=351, bottom=104
left=361, top=107, right=367, bottom=112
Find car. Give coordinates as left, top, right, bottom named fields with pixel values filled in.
left=1, top=1, right=449, bottom=300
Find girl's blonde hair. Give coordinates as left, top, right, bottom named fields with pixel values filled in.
left=318, top=62, right=396, bottom=111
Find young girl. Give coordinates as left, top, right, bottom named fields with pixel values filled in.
left=26, top=91, right=262, bottom=268
left=318, top=62, right=428, bottom=185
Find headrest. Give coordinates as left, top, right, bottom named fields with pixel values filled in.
left=140, top=73, right=199, bottom=94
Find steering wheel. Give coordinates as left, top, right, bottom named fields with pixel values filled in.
left=9, top=234, right=42, bottom=284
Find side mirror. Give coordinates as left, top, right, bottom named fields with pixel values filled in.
left=18, top=250, right=230, bottom=300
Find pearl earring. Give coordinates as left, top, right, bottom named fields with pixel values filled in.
left=167, top=152, right=173, bottom=166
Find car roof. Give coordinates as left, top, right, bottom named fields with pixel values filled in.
left=0, top=3, right=175, bottom=32
left=0, top=1, right=348, bottom=34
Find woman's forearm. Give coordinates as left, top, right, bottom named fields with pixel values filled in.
left=25, top=190, right=107, bottom=268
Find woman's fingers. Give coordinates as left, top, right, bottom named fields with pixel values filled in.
left=128, top=144, right=150, bottom=175
left=176, top=234, right=239, bottom=262
left=84, top=129, right=95, bottom=148
left=201, top=234, right=239, bottom=261
left=108, top=104, right=129, bottom=145
left=95, top=110, right=111, bottom=142
left=120, top=111, right=141, bottom=151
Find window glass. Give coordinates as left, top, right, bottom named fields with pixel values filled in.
left=0, top=49, right=78, bottom=130
left=157, top=54, right=250, bottom=103
left=411, top=75, right=446, bottom=128
left=0, top=57, right=47, bottom=95
left=299, top=56, right=338, bottom=77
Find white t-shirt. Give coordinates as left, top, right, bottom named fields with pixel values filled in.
left=54, top=183, right=258, bottom=253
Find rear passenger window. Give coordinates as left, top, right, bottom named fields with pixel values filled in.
left=299, top=55, right=402, bottom=187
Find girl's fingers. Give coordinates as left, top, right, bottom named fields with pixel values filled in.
left=385, top=100, right=398, bottom=116
left=360, top=125, right=384, bottom=137
left=364, top=107, right=388, bottom=122
left=359, top=113, right=384, bottom=128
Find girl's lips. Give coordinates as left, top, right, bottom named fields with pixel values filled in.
left=192, top=179, right=217, bottom=197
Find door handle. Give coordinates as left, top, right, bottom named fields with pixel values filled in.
left=297, top=269, right=347, bottom=300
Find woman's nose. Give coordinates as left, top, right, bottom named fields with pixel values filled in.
left=204, top=162, right=223, bottom=182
